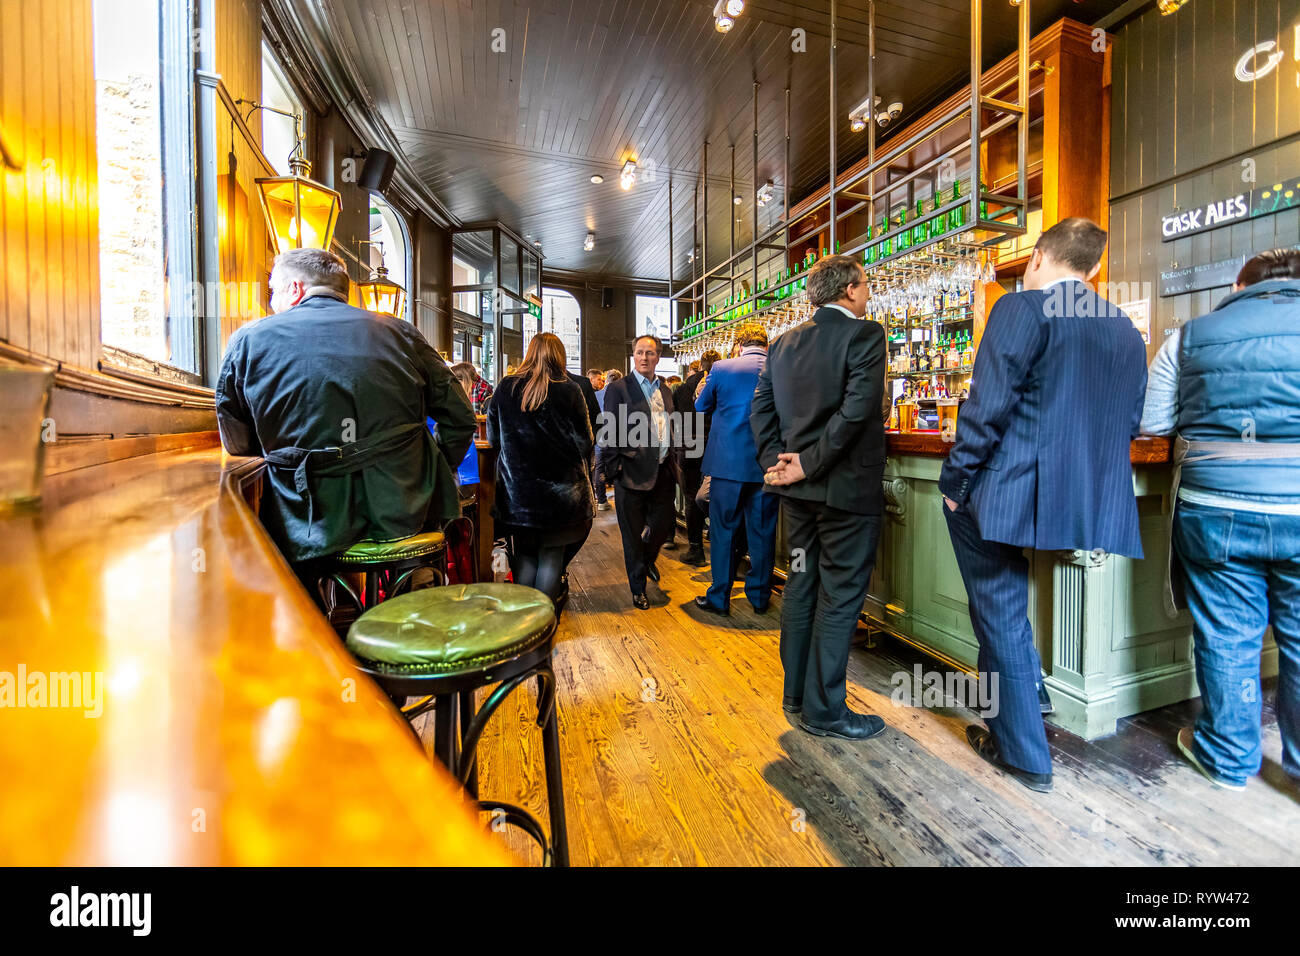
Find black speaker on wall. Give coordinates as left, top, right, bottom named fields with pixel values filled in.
left=601, top=286, right=613, bottom=309
left=358, top=148, right=397, bottom=192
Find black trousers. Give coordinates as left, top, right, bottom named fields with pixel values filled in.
left=680, top=462, right=706, bottom=546
left=779, top=497, right=881, bottom=724
left=614, top=462, right=677, bottom=596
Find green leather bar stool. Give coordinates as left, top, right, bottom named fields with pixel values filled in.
left=345, top=582, right=569, bottom=866
left=320, top=530, right=448, bottom=633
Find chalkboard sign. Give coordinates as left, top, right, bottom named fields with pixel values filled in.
left=1158, top=256, right=1246, bottom=297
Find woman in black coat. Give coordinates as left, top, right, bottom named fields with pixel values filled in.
left=486, top=332, right=594, bottom=601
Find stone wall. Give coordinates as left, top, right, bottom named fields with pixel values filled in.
left=95, top=74, right=167, bottom=363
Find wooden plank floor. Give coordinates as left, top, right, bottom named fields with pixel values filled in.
left=425, top=510, right=1300, bottom=866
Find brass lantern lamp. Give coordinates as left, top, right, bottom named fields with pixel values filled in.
left=356, top=240, right=407, bottom=319
left=245, top=103, right=342, bottom=255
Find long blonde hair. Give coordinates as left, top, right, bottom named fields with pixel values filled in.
left=515, top=332, right=568, bottom=412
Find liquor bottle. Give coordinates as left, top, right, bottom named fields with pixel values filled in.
left=947, top=337, right=960, bottom=370
left=896, top=207, right=910, bottom=252
left=913, top=198, right=926, bottom=246
left=949, top=180, right=966, bottom=233
left=880, top=215, right=892, bottom=258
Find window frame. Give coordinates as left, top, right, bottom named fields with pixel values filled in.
left=92, top=0, right=204, bottom=387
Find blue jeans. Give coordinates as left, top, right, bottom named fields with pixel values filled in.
left=1174, top=500, right=1300, bottom=784
left=704, top=478, right=777, bottom=610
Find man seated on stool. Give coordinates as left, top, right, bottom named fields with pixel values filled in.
left=215, top=248, right=475, bottom=589
left=692, top=322, right=776, bottom=617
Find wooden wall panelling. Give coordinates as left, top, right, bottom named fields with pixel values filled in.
left=0, top=0, right=100, bottom=372
left=1107, top=0, right=1300, bottom=357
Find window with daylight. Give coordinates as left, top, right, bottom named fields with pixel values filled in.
left=542, top=288, right=582, bottom=372
left=93, top=0, right=168, bottom=365
left=366, top=195, right=410, bottom=320
left=636, top=294, right=677, bottom=376
left=261, top=42, right=303, bottom=175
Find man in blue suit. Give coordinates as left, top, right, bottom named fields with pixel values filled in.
left=691, top=323, right=777, bottom=616
left=939, top=217, right=1147, bottom=793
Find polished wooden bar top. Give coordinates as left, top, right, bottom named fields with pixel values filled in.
left=886, top=431, right=1172, bottom=464
left=0, top=444, right=512, bottom=866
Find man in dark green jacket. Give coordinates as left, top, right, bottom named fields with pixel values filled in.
left=215, top=248, right=475, bottom=568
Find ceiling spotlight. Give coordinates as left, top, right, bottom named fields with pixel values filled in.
left=620, top=158, right=637, bottom=190
left=532, top=239, right=542, bottom=247
left=590, top=173, right=604, bottom=184
left=584, top=232, right=595, bottom=251
left=733, top=194, right=742, bottom=205
left=713, top=0, right=735, bottom=32
left=1157, top=0, right=1190, bottom=13
left=848, top=95, right=880, bottom=133
left=756, top=179, right=775, bottom=206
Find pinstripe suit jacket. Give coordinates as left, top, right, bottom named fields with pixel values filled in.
left=937, top=280, right=1148, bottom=558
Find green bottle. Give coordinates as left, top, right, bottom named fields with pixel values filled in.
left=896, top=208, right=910, bottom=252
left=949, top=181, right=966, bottom=232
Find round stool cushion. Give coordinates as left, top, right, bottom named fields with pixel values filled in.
left=346, top=583, right=555, bottom=673
left=335, top=530, right=446, bottom=565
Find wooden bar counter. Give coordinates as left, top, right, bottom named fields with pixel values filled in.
left=0, top=439, right=512, bottom=866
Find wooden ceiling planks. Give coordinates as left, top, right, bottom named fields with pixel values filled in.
left=319, top=0, right=1126, bottom=280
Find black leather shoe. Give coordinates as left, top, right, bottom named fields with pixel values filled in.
left=799, top=712, right=887, bottom=740
left=782, top=696, right=802, bottom=714
left=632, top=593, right=649, bottom=610
left=683, top=545, right=707, bottom=566
left=749, top=602, right=769, bottom=614
left=646, top=562, right=660, bottom=583
left=693, top=596, right=729, bottom=617
left=662, top=540, right=678, bottom=550
left=966, top=725, right=1053, bottom=793
left=1038, top=683, right=1055, bottom=715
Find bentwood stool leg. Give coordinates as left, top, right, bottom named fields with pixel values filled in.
left=459, top=689, right=479, bottom=799
left=536, top=663, right=569, bottom=867
left=433, top=695, right=457, bottom=769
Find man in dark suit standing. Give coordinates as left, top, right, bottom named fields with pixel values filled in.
left=940, top=217, right=1147, bottom=793
left=673, top=349, right=721, bottom=567
left=752, top=255, right=889, bottom=740
left=599, top=335, right=680, bottom=610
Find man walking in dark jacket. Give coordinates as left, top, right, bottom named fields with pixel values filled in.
left=752, top=255, right=889, bottom=741
left=599, top=335, right=680, bottom=609
left=674, top=349, right=721, bottom=566
left=215, top=248, right=475, bottom=575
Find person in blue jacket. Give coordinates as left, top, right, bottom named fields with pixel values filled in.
left=692, top=322, right=778, bottom=616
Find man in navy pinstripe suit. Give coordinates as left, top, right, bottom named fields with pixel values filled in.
left=939, top=218, right=1147, bottom=793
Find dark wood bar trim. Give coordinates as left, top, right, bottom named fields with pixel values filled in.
left=886, top=431, right=1172, bottom=464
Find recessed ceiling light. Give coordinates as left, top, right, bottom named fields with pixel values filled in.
left=590, top=174, right=604, bottom=184
left=584, top=233, right=595, bottom=251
